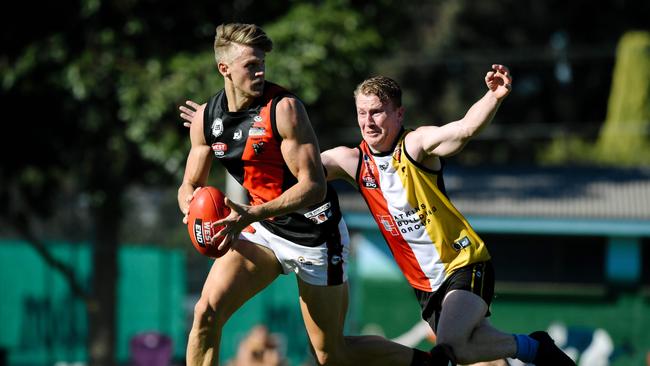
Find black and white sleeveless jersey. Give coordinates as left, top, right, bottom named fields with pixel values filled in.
left=203, top=82, right=342, bottom=247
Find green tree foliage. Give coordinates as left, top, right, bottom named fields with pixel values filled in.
left=263, top=0, right=384, bottom=148
left=118, top=52, right=220, bottom=174
left=595, top=31, right=650, bottom=165
left=540, top=31, right=650, bottom=167
left=265, top=0, right=381, bottom=103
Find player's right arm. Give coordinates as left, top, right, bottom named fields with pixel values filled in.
left=177, top=103, right=213, bottom=223
left=321, top=146, right=359, bottom=186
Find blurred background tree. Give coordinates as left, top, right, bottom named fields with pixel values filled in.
left=595, top=31, right=650, bottom=165
left=541, top=30, right=650, bottom=166
left=1, top=0, right=649, bottom=364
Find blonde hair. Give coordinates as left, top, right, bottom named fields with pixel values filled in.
left=214, top=23, right=273, bottom=64
left=354, top=76, right=402, bottom=108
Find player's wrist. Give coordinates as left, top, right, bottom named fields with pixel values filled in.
left=247, top=204, right=268, bottom=223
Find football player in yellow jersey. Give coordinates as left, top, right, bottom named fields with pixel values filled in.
left=321, top=66, right=575, bottom=366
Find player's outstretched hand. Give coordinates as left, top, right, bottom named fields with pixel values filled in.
left=485, top=64, right=512, bottom=100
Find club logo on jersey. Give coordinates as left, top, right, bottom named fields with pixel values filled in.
left=362, top=154, right=378, bottom=188
left=362, top=175, right=378, bottom=188
left=452, top=236, right=471, bottom=251
left=303, top=202, right=332, bottom=224
left=212, top=142, right=228, bottom=157
left=211, top=118, right=223, bottom=137
left=254, top=115, right=263, bottom=122
left=377, top=215, right=400, bottom=236
left=392, top=142, right=402, bottom=162
left=378, top=162, right=389, bottom=171
left=249, top=126, right=266, bottom=137
left=252, top=141, right=265, bottom=155
left=233, top=129, right=243, bottom=140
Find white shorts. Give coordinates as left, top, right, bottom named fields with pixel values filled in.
left=239, top=218, right=350, bottom=286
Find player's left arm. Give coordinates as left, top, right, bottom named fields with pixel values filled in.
left=407, top=64, right=512, bottom=160
left=177, top=103, right=213, bottom=223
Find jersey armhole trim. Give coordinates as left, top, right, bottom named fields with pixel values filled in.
left=402, top=135, right=442, bottom=175
left=203, top=93, right=220, bottom=144
left=270, top=95, right=281, bottom=141
left=270, top=92, right=295, bottom=142
left=354, top=146, right=363, bottom=191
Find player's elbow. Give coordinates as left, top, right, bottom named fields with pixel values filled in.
left=313, top=182, right=328, bottom=203
left=457, top=122, right=476, bottom=141
left=307, top=180, right=327, bottom=205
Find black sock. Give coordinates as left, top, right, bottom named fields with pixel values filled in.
left=411, top=348, right=431, bottom=366
left=429, top=344, right=457, bottom=366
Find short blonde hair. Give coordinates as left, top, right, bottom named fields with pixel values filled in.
left=214, top=23, right=273, bottom=64
left=354, top=76, right=402, bottom=108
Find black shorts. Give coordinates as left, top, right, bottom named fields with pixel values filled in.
left=414, top=261, right=495, bottom=332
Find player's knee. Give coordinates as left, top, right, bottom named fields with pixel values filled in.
left=452, top=351, right=474, bottom=365
left=313, top=352, right=343, bottom=366
left=311, top=347, right=346, bottom=366
left=193, top=297, right=226, bottom=329
left=445, top=344, right=477, bottom=364
left=436, top=335, right=473, bottom=363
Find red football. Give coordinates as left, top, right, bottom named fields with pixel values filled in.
left=187, top=186, right=231, bottom=258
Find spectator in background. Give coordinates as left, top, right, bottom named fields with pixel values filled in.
left=226, top=325, right=287, bottom=366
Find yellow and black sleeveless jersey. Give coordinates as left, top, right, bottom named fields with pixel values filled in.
left=356, top=129, right=491, bottom=291
left=203, top=82, right=342, bottom=246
